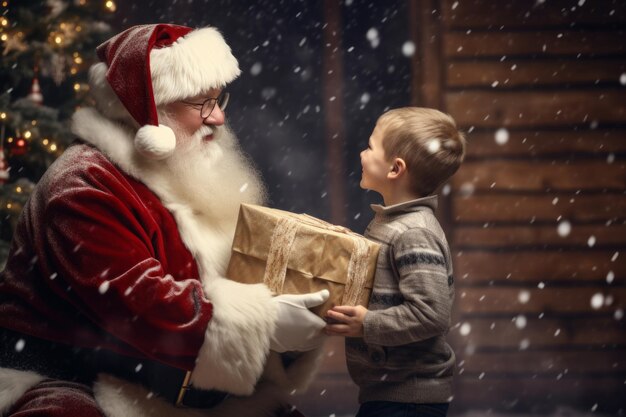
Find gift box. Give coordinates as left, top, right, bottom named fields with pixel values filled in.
left=226, top=204, right=380, bottom=317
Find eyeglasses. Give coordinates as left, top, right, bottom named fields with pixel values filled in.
left=181, top=91, right=230, bottom=120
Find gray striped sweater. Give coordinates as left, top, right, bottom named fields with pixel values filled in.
left=345, top=195, right=456, bottom=404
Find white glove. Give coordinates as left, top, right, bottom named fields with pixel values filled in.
left=270, top=289, right=329, bottom=353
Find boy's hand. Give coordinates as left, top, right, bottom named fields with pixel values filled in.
left=324, top=305, right=368, bottom=337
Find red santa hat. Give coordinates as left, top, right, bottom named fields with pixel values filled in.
left=94, top=24, right=240, bottom=159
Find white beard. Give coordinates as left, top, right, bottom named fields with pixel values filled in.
left=133, top=117, right=268, bottom=278
left=143, top=118, right=267, bottom=228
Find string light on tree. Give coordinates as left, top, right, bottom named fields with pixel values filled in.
left=8, top=128, right=28, bottom=156
left=0, top=0, right=115, bottom=259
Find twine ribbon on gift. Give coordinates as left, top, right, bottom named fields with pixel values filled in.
left=262, top=213, right=371, bottom=306
left=264, top=217, right=301, bottom=294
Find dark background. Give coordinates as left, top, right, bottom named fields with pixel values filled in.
left=118, top=0, right=413, bottom=232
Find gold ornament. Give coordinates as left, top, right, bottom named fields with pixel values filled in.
left=2, top=32, right=28, bottom=56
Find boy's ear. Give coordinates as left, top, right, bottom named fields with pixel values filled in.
left=387, top=157, right=407, bottom=179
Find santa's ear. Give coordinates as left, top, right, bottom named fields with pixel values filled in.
left=388, top=157, right=407, bottom=179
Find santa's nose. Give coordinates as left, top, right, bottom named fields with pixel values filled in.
left=204, top=105, right=225, bottom=126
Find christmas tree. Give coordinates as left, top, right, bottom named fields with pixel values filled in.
left=0, top=0, right=116, bottom=265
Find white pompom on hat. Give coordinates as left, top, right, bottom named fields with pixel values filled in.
left=95, top=24, right=241, bottom=159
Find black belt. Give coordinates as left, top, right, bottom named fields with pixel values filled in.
left=0, top=327, right=229, bottom=409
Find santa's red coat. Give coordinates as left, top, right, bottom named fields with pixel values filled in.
left=0, top=143, right=210, bottom=369
left=0, top=108, right=322, bottom=417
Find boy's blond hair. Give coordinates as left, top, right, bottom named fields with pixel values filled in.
left=378, top=107, right=466, bottom=197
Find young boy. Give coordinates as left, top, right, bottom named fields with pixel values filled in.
left=325, top=107, right=466, bottom=417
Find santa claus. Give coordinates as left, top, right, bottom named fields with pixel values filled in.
left=0, top=24, right=328, bottom=417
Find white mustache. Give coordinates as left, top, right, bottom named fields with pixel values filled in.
left=195, top=125, right=215, bottom=139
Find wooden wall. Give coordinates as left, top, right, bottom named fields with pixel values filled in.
left=440, top=0, right=626, bottom=413
left=295, top=1, right=626, bottom=415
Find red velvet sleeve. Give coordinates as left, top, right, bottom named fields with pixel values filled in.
left=37, top=158, right=211, bottom=369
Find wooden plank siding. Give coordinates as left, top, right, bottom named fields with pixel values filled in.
left=440, top=0, right=626, bottom=413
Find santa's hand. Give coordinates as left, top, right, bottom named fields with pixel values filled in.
left=270, top=290, right=329, bottom=353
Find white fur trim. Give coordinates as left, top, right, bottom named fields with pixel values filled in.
left=94, top=374, right=288, bottom=417
left=135, top=124, right=176, bottom=160
left=0, top=367, right=46, bottom=414
left=71, top=108, right=143, bottom=179
left=191, top=278, right=277, bottom=395
left=94, top=374, right=205, bottom=417
left=151, top=27, right=240, bottom=105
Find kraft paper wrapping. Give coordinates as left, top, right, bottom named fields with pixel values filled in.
left=226, top=204, right=380, bottom=317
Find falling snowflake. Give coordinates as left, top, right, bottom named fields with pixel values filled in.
left=15, top=339, right=25, bottom=352
left=518, top=290, right=531, bottom=304
left=514, top=315, right=527, bottom=329
left=590, top=293, right=604, bottom=310
left=366, top=28, right=380, bottom=48
left=519, top=339, right=530, bottom=350
left=426, top=139, right=441, bottom=153
left=402, top=41, right=415, bottom=57
left=607, top=153, right=615, bottom=163
left=557, top=220, right=571, bottom=237
left=606, top=271, right=615, bottom=284
left=587, top=236, right=596, bottom=247
left=459, top=182, right=475, bottom=197
left=494, top=128, right=509, bottom=145
left=98, top=281, right=110, bottom=294
left=261, top=87, right=277, bottom=100
left=620, top=73, right=626, bottom=85
left=250, top=62, right=262, bottom=76
left=459, top=322, right=471, bottom=336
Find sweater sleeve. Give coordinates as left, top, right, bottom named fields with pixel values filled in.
left=362, top=227, right=453, bottom=346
